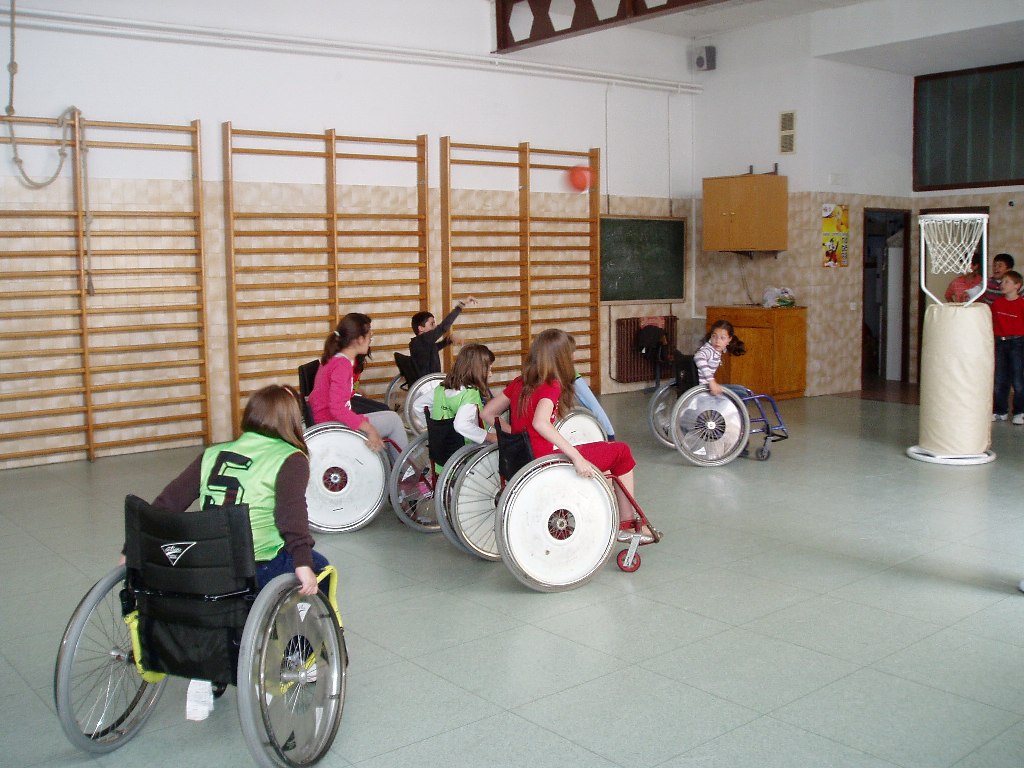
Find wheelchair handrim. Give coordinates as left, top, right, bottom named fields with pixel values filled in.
left=670, top=385, right=750, bottom=467
left=239, top=575, right=345, bottom=768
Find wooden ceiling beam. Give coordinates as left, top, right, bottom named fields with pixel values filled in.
left=494, top=0, right=728, bottom=53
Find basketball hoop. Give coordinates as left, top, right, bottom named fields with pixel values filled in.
left=918, top=213, right=988, bottom=305
left=908, top=212, right=995, bottom=466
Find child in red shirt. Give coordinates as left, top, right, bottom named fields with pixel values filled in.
left=483, top=328, right=655, bottom=542
left=991, top=270, right=1024, bottom=424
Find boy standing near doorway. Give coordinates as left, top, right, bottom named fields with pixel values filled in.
left=991, top=270, right=1024, bottom=424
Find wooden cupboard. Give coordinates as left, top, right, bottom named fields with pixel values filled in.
left=702, top=174, right=788, bottom=252
left=705, top=305, right=806, bottom=399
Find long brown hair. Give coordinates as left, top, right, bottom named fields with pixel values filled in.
left=442, top=343, right=494, bottom=398
left=241, top=384, right=308, bottom=454
left=517, top=329, right=575, bottom=419
left=320, top=312, right=371, bottom=364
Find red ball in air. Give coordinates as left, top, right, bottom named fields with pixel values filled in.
left=568, top=165, right=592, bottom=192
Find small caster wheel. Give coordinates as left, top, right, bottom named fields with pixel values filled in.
left=756, top=447, right=770, bottom=461
left=617, top=548, right=641, bottom=573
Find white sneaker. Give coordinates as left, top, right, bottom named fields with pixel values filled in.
left=1019, top=579, right=1024, bottom=594
left=1013, top=414, right=1024, bottom=426
left=993, top=413, right=1008, bottom=421
left=186, top=679, right=214, bottom=721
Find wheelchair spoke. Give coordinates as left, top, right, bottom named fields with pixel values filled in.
left=452, top=447, right=501, bottom=559
left=55, top=567, right=165, bottom=753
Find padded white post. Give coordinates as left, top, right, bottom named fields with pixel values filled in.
left=907, top=303, right=995, bottom=464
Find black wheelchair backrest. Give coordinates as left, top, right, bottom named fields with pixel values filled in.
left=123, top=494, right=258, bottom=684
left=124, top=494, right=256, bottom=596
left=495, top=416, right=534, bottom=481
left=676, top=353, right=698, bottom=391
left=394, top=352, right=420, bottom=387
left=297, top=359, right=320, bottom=426
left=425, top=407, right=467, bottom=468
left=298, top=359, right=320, bottom=399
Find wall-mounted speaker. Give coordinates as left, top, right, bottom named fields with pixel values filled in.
left=691, top=45, right=716, bottom=72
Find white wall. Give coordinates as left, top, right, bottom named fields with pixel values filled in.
left=811, top=0, right=1024, bottom=63
left=692, top=13, right=914, bottom=196
left=0, top=1, right=696, bottom=194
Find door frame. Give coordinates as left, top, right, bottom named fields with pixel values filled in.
left=863, top=208, right=912, bottom=383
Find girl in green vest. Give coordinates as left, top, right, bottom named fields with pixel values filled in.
left=431, top=344, right=497, bottom=464
left=146, top=384, right=328, bottom=596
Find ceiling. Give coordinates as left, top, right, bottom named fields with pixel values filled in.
left=627, top=0, right=1024, bottom=75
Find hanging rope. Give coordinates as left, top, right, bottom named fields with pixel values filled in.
left=5, top=0, right=76, bottom=187
left=4, top=0, right=94, bottom=293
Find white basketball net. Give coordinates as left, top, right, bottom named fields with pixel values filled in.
left=920, top=214, right=987, bottom=275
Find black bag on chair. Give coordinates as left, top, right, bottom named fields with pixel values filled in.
left=495, top=417, right=534, bottom=481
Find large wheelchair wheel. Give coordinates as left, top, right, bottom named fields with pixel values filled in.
left=387, top=432, right=439, bottom=532
left=305, top=423, right=389, bottom=532
left=451, top=443, right=502, bottom=561
left=435, top=443, right=487, bottom=555
left=383, top=373, right=405, bottom=415
left=238, top=574, right=346, bottom=768
left=554, top=408, right=607, bottom=445
left=647, top=382, right=679, bottom=449
left=402, top=373, right=445, bottom=434
left=54, top=566, right=166, bottom=753
left=669, top=385, right=750, bottom=467
left=495, top=456, right=618, bottom=592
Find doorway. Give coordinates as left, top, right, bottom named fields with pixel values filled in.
left=862, top=209, right=911, bottom=391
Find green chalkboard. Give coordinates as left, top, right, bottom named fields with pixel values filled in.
left=600, top=217, right=685, bottom=302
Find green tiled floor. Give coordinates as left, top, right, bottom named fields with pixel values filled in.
left=2, top=392, right=1022, bottom=767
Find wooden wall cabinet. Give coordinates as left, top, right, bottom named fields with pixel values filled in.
left=706, top=305, right=806, bottom=399
left=702, top=174, right=788, bottom=252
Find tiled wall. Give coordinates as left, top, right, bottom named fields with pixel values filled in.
left=4, top=173, right=1021, bottom=467
left=697, top=189, right=1023, bottom=396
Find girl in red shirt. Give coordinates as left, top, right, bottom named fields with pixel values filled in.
left=483, top=329, right=655, bottom=542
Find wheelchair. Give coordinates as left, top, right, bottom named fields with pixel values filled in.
left=437, top=408, right=608, bottom=562
left=648, top=380, right=789, bottom=466
left=492, top=417, right=660, bottom=590
left=384, top=352, right=419, bottom=416
left=54, top=495, right=346, bottom=768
